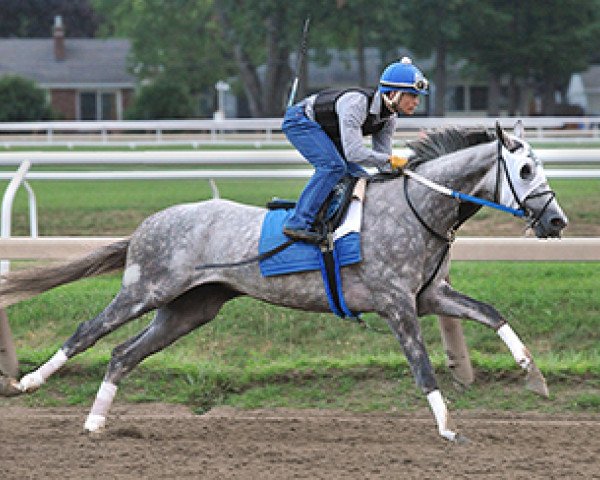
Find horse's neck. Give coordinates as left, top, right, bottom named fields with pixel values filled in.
left=368, top=142, right=498, bottom=240
left=421, top=141, right=498, bottom=198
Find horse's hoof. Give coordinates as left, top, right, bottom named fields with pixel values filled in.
left=84, top=414, right=106, bottom=433
left=18, top=371, right=44, bottom=392
left=452, top=379, right=470, bottom=393
left=0, top=375, right=22, bottom=396
left=525, top=362, right=549, bottom=398
left=453, top=433, right=470, bottom=444
left=440, top=429, right=465, bottom=442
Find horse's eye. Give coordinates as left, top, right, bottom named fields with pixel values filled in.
left=520, top=163, right=533, bottom=180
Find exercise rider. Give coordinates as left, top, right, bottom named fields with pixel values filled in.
left=282, top=56, right=429, bottom=243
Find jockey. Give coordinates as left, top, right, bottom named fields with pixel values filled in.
left=282, top=56, right=429, bottom=243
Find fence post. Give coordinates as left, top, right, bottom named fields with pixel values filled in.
left=0, top=310, right=18, bottom=377
left=438, top=276, right=474, bottom=386
left=0, top=160, right=33, bottom=378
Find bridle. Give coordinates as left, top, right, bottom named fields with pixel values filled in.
left=494, top=140, right=556, bottom=233
left=402, top=137, right=556, bottom=297
left=404, top=138, right=556, bottom=243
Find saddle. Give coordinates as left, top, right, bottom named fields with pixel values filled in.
left=265, top=175, right=361, bottom=319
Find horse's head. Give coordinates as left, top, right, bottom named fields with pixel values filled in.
left=495, top=122, right=568, bottom=238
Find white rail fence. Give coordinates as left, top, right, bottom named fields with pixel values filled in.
left=2, top=148, right=600, bottom=166
left=1, top=116, right=600, bottom=147
left=1, top=236, right=599, bottom=261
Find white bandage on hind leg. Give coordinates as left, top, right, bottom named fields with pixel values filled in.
left=19, top=349, right=68, bottom=392
left=497, top=324, right=531, bottom=369
left=427, top=390, right=456, bottom=441
left=84, top=381, right=117, bottom=432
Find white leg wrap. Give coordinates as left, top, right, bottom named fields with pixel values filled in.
left=497, top=324, right=531, bottom=369
left=84, top=414, right=106, bottom=433
left=19, top=349, right=68, bottom=392
left=427, top=390, right=457, bottom=441
left=84, top=381, right=117, bottom=432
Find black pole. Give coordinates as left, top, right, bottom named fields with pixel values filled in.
left=287, top=17, right=311, bottom=108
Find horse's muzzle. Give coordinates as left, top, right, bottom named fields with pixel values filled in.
left=534, top=213, right=568, bottom=238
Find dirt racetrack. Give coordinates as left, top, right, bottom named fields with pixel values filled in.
left=1, top=403, right=599, bottom=479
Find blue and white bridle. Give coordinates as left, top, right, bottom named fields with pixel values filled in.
left=403, top=135, right=557, bottom=297
left=404, top=136, right=554, bottom=225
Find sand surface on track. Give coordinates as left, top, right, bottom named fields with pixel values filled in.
left=1, top=404, right=599, bottom=479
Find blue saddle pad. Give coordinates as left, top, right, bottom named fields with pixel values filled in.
left=259, top=209, right=361, bottom=277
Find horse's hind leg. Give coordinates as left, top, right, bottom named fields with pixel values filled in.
left=419, top=280, right=549, bottom=397
left=84, top=283, right=237, bottom=432
left=17, top=287, right=157, bottom=393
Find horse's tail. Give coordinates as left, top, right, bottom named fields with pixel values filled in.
left=0, top=238, right=130, bottom=309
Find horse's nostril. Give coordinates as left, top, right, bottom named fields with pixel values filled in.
left=550, top=217, right=567, bottom=228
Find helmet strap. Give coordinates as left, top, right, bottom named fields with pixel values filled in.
left=383, top=91, right=402, bottom=113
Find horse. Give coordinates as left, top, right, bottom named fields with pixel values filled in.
left=0, top=122, right=567, bottom=442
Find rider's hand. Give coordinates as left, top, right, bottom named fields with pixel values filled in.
left=389, top=155, right=408, bottom=170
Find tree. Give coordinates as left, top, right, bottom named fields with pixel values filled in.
left=94, top=0, right=406, bottom=118
left=96, top=0, right=600, bottom=118
left=125, top=78, right=195, bottom=120
left=0, top=0, right=99, bottom=38
left=0, top=75, right=54, bottom=121
left=399, top=0, right=472, bottom=116
left=516, top=0, right=600, bottom=115
left=94, top=0, right=235, bottom=117
left=213, top=0, right=315, bottom=117
left=315, top=0, right=412, bottom=90
left=457, top=0, right=600, bottom=115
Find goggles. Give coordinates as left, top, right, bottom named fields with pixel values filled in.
left=380, top=78, right=429, bottom=92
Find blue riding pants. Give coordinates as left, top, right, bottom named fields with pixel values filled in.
left=282, top=104, right=363, bottom=230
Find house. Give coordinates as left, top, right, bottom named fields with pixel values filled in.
left=568, top=66, right=600, bottom=115
left=0, top=16, right=135, bottom=120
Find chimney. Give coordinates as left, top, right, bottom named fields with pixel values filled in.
left=53, top=15, right=65, bottom=61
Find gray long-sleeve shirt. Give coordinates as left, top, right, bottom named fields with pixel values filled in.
left=300, top=90, right=396, bottom=169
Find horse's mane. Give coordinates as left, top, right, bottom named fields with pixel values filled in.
left=406, top=127, right=494, bottom=167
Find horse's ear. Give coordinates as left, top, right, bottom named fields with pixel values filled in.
left=495, top=121, right=507, bottom=146
left=514, top=120, right=525, bottom=139
left=495, top=120, right=518, bottom=150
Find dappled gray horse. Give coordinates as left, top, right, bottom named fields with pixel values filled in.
left=0, top=123, right=567, bottom=442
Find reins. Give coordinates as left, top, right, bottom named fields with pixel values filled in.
left=192, top=137, right=555, bottom=335
left=400, top=137, right=555, bottom=299
left=195, top=238, right=296, bottom=272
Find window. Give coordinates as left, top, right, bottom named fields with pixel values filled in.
left=80, top=92, right=97, bottom=120
left=101, top=93, right=116, bottom=120
left=446, top=86, right=465, bottom=111
left=470, top=86, right=488, bottom=111
left=79, top=91, right=118, bottom=120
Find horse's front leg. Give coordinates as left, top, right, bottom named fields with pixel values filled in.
left=419, top=280, right=548, bottom=397
left=377, top=292, right=463, bottom=443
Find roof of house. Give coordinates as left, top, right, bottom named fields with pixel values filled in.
left=0, top=38, right=135, bottom=88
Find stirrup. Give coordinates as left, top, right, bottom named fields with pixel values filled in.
left=283, top=227, right=323, bottom=244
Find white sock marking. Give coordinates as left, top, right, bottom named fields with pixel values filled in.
left=19, top=349, right=68, bottom=391
left=427, top=389, right=457, bottom=441
left=85, top=381, right=118, bottom=432
left=497, top=324, right=531, bottom=369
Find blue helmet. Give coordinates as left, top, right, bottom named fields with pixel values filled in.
left=379, top=57, right=429, bottom=95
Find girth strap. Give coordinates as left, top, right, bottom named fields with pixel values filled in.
left=318, top=234, right=360, bottom=319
